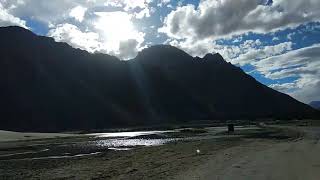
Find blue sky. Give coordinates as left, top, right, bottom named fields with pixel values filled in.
left=0, top=0, right=319, bottom=103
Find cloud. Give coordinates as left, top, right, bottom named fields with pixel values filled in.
left=269, top=83, right=298, bottom=92
left=47, top=10, right=145, bottom=59
left=272, top=37, right=279, bottom=41
left=168, top=38, right=217, bottom=57
left=290, top=81, right=320, bottom=104
left=166, top=37, right=291, bottom=65
left=1, top=0, right=153, bottom=26
left=134, top=7, right=150, bottom=19
left=159, top=0, right=320, bottom=40
left=47, top=23, right=101, bottom=53
left=287, top=32, right=296, bottom=40
left=121, top=0, right=152, bottom=11
left=157, top=0, right=171, bottom=7
left=232, top=42, right=293, bottom=65
left=69, top=5, right=87, bottom=22
left=254, top=44, right=320, bottom=103
left=254, top=44, right=320, bottom=80
left=93, top=11, right=145, bottom=57
left=156, top=0, right=319, bottom=103
left=0, top=2, right=27, bottom=28
left=1, top=0, right=78, bottom=24
left=1, top=0, right=148, bottom=59
left=119, top=39, right=139, bottom=59
left=166, top=35, right=319, bottom=103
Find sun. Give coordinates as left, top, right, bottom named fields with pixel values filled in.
left=95, top=11, right=134, bottom=42
left=94, top=11, right=143, bottom=54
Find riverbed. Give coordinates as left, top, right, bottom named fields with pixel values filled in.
left=0, top=125, right=300, bottom=180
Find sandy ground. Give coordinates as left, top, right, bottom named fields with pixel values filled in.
left=176, top=126, right=320, bottom=180
left=0, top=130, right=78, bottom=142
left=1, top=126, right=320, bottom=180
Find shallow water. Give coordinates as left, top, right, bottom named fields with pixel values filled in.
left=88, top=130, right=176, bottom=138
left=93, top=138, right=180, bottom=148
left=88, top=129, right=180, bottom=148
left=0, top=129, right=183, bottom=161
left=0, top=126, right=259, bottom=161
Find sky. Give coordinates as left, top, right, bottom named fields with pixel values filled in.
left=0, top=0, right=319, bottom=104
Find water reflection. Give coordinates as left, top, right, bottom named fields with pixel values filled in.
left=87, top=129, right=183, bottom=148
left=94, top=138, right=179, bottom=148
left=108, top=147, right=132, bottom=151
left=88, top=130, right=176, bottom=138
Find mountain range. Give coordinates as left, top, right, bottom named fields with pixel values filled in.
left=0, top=26, right=318, bottom=132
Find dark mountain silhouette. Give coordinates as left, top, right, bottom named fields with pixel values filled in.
left=0, top=26, right=318, bottom=132
left=309, top=101, right=320, bottom=110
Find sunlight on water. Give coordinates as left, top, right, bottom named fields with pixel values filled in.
left=88, top=130, right=176, bottom=138
left=0, top=126, right=264, bottom=161
left=108, top=147, right=132, bottom=151
left=88, top=127, right=259, bottom=151
left=87, top=130, right=180, bottom=148
left=94, top=138, right=179, bottom=148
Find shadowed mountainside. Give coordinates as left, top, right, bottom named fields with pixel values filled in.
left=0, top=26, right=318, bottom=132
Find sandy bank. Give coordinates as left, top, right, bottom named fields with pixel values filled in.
left=0, top=130, right=77, bottom=142
left=176, top=126, right=320, bottom=180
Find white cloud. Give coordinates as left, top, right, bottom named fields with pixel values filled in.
left=103, top=0, right=124, bottom=7
left=167, top=4, right=173, bottom=9
left=122, top=0, right=152, bottom=11
left=159, top=0, right=320, bottom=41
left=1, top=0, right=153, bottom=26
left=232, top=42, right=293, bottom=65
left=93, top=11, right=145, bottom=58
left=0, top=2, right=27, bottom=28
left=119, top=39, right=139, bottom=59
left=168, top=38, right=217, bottom=57
left=269, top=83, right=298, bottom=92
left=1, top=0, right=149, bottom=59
left=165, top=37, right=319, bottom=103
left=48, top=23, right=101, bottom=53
left=134, top=7, right=150, bottom=19
left=287, top=32, right=296, bottom=40
left=254, top=44, right=320, bottom=103
left=166, top=37, right=291, bottom=66
left=1, top=0, right=77, bottom=25
left=1, top=1, right=148, bottom=59
left=272, top=37, right=279, bottom=41
left=157, top=0, right=170, bottom=7
left=290, top=81, right=320, bottom=104
left=48, top=11, right=146, bottom=59
left=69, top=5, right=87, bottom=22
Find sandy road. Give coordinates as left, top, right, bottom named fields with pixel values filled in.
left=176, top=127, right=320, bottom=180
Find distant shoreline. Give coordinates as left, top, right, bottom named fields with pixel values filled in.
left=0, top=130, right=78, bottom=142
left=1, top=119, right=317, bottom=142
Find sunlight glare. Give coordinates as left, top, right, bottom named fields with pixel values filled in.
left=94, top=11, right=144, bottom=54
